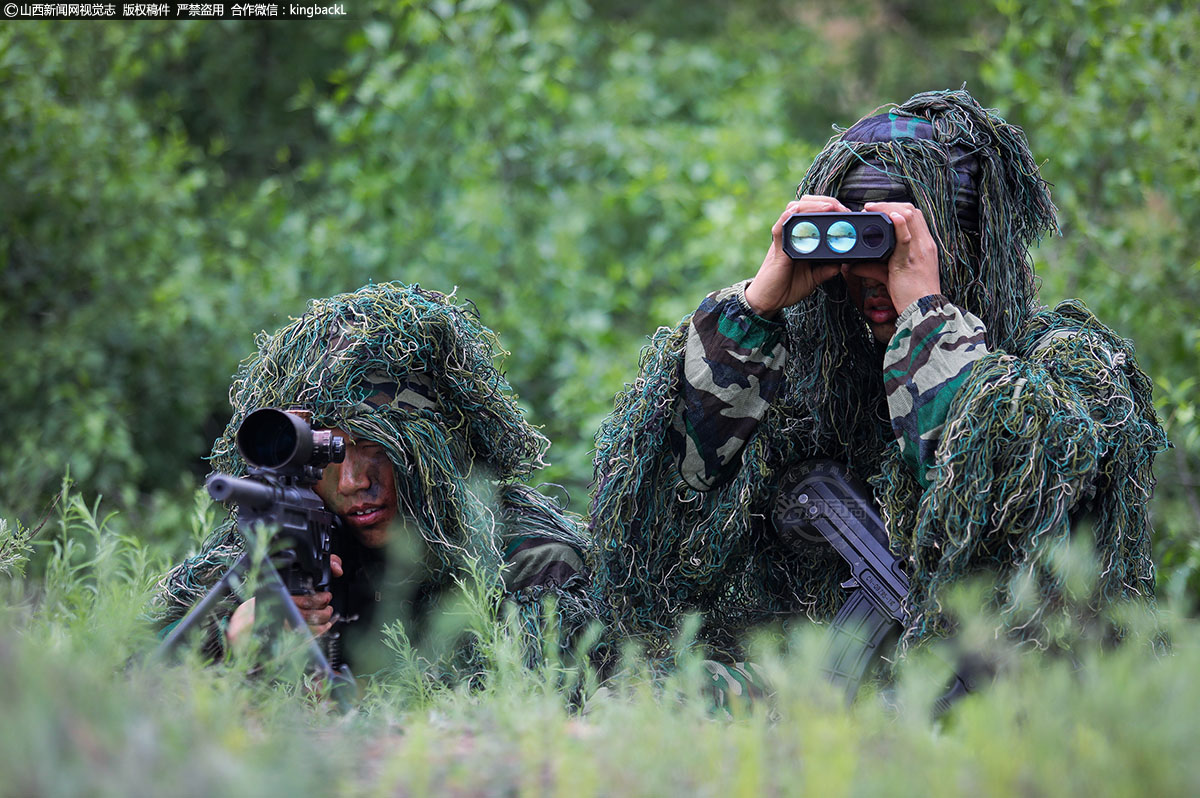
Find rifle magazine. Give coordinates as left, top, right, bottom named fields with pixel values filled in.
left=821, top=589, right=901, bottom=705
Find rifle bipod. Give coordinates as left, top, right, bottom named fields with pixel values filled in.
left=155, top=548, right=358, bottom=711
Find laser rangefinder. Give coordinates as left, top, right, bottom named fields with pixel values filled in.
left=781, top=212, right=895, bottom=262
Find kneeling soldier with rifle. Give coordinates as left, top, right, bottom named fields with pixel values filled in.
left=154, top=282, right=601, bottom=684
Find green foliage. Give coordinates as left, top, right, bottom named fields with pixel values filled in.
left=133, top=22, right=350, bottom=183
left=0, top=24, right=344, bottom=526
left=1, top=24, right=211, bottom=512
left=977, top=0, right=1200, bottom=595
left=4, top=490, right=1200, bottom=795
left=0, top=494, right=347, bottom=795
left=0, top=517, right=33, bottom=577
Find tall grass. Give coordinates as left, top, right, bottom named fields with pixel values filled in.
left=2, top=488, right=1199, bottom=797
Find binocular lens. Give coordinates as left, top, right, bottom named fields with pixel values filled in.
left=789, top=221, right=820, bottom=255
left=827, top=221, right=857, bottom=254
left=861, top=223, right=885, bottom=249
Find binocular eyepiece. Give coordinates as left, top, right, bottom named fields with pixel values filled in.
left=236, top=407, right=345, bottom=474
left=782, top=211, right=895, bottom=262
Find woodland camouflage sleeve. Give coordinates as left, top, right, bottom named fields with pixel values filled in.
left=883, top=294, right=990, bottom=487
left=878, top=301, right=1168, bottom=648
left=670, top=280, right=789, bottom=491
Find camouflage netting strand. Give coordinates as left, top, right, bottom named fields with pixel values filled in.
left=589, top=89, right=1167, bottom=659
left=154, top=282, right=597, bottom=665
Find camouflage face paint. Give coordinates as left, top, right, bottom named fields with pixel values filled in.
left=314, top=430, right=399, bottom=549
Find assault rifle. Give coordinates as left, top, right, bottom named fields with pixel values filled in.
left=156, top=408, right=355, bottom=702
left=774, top=460, right=977, bottom=714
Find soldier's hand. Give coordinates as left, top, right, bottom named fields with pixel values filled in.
left=291, top=553, right=344, bottom=637
left=224, top=554, right=345, bottom=650
left=744, top=195, right=849, bottom=318
left=856, top=201, right=941, bottom=315
left=226, top=596, right=257, bottom=651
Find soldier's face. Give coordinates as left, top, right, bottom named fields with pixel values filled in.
left=314, top=428, right=398, bottom=548
left=843, top=262, right=898, bottom=343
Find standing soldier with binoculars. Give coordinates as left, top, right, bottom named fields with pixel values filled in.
left=588, top=89, right=1167, bottom=681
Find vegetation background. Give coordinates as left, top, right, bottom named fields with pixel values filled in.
left=2, top=1, right=1198, bottom=794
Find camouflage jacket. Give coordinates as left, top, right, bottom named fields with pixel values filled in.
left=590, top=277, right=1163, bottom=656
left=671, top=280, right=988, bottom=490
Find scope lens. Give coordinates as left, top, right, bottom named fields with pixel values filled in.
left=238, top=409, right=300, bottom=468
left=827, top=221, right=857, bottom=254
left=789, top=221, right=820, bottom=255
left=861, top=223, right=885, bottom=249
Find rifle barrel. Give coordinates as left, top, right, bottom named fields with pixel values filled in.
left=205, top=474, right=278, bottom=510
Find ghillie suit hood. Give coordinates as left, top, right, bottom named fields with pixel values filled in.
left=589, top=90, right=1166, bottom=657
left=156, top=282, right=597, bottom=663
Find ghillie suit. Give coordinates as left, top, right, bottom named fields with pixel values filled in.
left=155, top=282, right=601, bottom=674
left=589, top=89, right=1167, bottom=660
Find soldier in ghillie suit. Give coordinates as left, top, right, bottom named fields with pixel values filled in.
left=155, top=282, right=601, bottom=677
left=588, top=89, right=1167, bottom=664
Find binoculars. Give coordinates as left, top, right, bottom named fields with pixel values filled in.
left=781, top=212, right=895, bottom=262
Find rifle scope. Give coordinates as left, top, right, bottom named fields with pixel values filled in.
left=236, top=407, right=346, bottom=473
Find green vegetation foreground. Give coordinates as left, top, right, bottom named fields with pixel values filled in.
left=2, top=497, right=1200, bottom=796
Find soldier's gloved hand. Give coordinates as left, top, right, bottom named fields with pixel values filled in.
left=225, top=553, right=345, bottom=650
